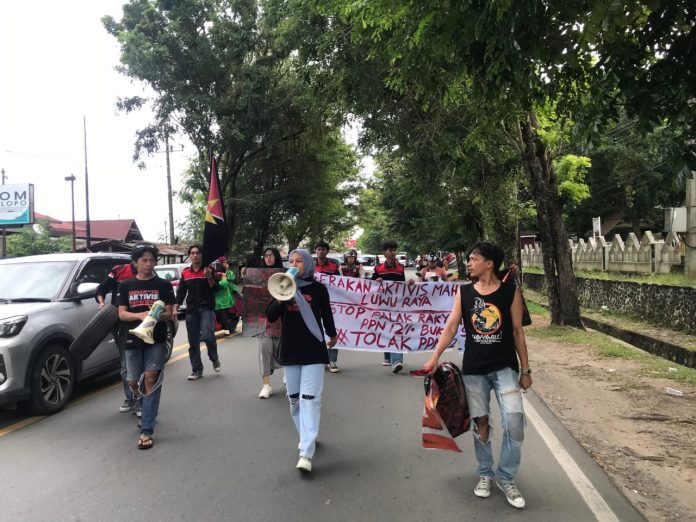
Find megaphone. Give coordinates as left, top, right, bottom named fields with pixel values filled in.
left=129, top=300, right=166, bottom=344
left=268, top=267, right=299, bottom=301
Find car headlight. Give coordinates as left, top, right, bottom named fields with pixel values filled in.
left=0, top=316, right=28, bottom=337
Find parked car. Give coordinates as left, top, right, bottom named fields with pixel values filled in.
left=358, top=255, right=376, bottom=267
left=154, top=263, right=188, bottom=295
left=0, top=253, right=176, bottom=414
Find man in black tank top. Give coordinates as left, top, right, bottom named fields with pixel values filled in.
left=423, top=242, right=532, bottom=510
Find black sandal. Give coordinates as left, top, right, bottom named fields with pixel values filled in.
left=138, top=436, right=154, bottom=450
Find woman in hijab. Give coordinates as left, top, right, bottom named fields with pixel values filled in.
left=257, top=247, right=284, bottom=399
left=267, top=249, right=337, bottom=473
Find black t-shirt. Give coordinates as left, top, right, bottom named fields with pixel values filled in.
left=460, top=282, right=519, bottom=375
left=116, top=276, right=175, bottom=349
left=266, top=281, right=337, bottom=366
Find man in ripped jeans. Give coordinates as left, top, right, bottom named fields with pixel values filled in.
left=425, top=242, right=532, bottom=509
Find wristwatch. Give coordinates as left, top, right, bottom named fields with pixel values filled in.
left=520, top=368, right=532, bottom=376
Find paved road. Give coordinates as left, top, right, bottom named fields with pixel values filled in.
left=0, top=328, right=643, bottom=521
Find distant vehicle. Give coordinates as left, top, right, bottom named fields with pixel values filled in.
left=154, top=262, right=190, bottom=317
left=396, top=253, right=409, bottom=266
left=0, top=253, right=176, bottom=414
left=358, top=255, right=376, bottom=266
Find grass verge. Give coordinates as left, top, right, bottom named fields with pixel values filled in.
left=526, top=320, right=696, bottom=387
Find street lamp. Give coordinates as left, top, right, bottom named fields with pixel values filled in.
left=64, top=175, right=76, bottom=252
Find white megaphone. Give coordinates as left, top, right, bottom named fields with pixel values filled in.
left=129, top=300, right=166, bottom=344
left=268, top=267, right=299, bottom=301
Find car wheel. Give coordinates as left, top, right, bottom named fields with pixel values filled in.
left=69, top=304, right=120, bottom=361
left=21, top=344, right=75, bottom=415
left=164, top=320, right=176, bottom=362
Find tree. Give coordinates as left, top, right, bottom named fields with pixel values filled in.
left=7, top=221, right=73, bottom=257
left=104, top=0, right=360, bottom=256
left=281, top=0, right=694, bottom=326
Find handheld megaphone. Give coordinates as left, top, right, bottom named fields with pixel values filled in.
left=129, top=300, right=166, bottom=344
left=268, top=267, right=299, bottom=301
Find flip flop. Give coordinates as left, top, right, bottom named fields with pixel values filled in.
left=138, top=436, right=154, bottom=450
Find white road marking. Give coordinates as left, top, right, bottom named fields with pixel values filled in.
left=524, top=396, right=620, bottom=522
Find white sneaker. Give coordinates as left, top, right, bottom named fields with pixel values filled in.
left=296, top=457, right=312, bottom=473
left=497, top=480, right=526, bottom=509
left=258, top=384, right=272, bottom=399
left=474, top=476, right=493, bottom=498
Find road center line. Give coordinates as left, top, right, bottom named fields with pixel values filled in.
left=524, top=396, right=620, bottom=522
left=0, top=332, right=238, bottom=438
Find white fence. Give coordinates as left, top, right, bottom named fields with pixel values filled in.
left=521, top=231, right=682, bottom=274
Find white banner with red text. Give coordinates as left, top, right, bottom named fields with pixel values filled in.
left=314, top=273, right=465, bottom=352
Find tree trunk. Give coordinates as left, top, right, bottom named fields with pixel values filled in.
left=519, top=112, right=583, bottom=327
left=492, top=175, right=520, bottom=268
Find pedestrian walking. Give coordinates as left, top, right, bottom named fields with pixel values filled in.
left=371, top=240, right=406, bottom=373
left=424, top=242, right=532, bottom=509
left=267, top=249, right=337, bottom=473
left=95, top=258, right=140, bottom=415
left=417, top=253, right=449, bottom=281
left=257, top=247, right=284, bottom=399
left=174, top=244, right=222, bottom=380
left=116, top=243, right=175, bottom=450
left=313, top=240, right=341, bottom=373
left=220, top=257, right=241, bottom=332
left=212, top=257, right=236, bottom=335
left=340, top=249, right=365, bottom=278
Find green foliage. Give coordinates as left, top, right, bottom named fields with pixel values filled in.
left=7, top=221, right=73, bottom=257
left=105, top=0, right=361, bottom=256
left=555, top=155, right=591, bottom=206
left=566, top=122, right=684, bottom=236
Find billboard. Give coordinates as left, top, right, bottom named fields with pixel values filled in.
left=0, top=184, right=34, bottom=226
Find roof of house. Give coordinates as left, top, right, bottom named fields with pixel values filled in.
left=36, top=213, right=144, bottom=242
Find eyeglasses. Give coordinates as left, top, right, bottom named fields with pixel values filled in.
left=263, top=253, right=275, bottom=258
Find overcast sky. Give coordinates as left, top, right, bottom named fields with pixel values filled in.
left=0, top=1, right=195, bottom=242
left=0, top=1, right=372, bottom=244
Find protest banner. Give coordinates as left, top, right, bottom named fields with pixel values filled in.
left=242, top=268, right=284, bottom=337
left=315, top=273, right=465, bottom=353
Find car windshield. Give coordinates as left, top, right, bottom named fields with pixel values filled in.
left=0, top=260, right=74, bottom=300
left=154, top=267, right=179, bottom=282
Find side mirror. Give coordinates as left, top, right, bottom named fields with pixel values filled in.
left=74, top=282, right=99, bottom=300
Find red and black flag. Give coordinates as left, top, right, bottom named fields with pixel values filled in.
left=202, top=155, right=228, bottom=267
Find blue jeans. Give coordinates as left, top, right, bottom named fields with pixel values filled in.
left=327, top=348, right=339, bottom=363
left=462, top=367, right=525, bottom=483
left=185, top=306, right=219, bottom=373
left=383, top=352, right=403, bottom=364
left=125, top=343, right=167, bottom=436
left=117, top=334, right=135, bottom=404
left=285, top=364, right=324, bottom=459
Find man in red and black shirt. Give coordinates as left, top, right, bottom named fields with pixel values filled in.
left=314, top=240, right=341, bottom=373
left=372, top=240, right=406, bottom=372
left=174, top=244, right=221, bottom=380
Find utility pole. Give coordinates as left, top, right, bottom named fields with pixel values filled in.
left=157, top=131, right=183, bottom=245
left=165, top=132, right=175, bottom=245
left=1, top=168, right=6, bottom=258
left=83, top=116, right=91, bottom=250
left=65, top=174, right=77, bottom=252
left=686, top=177, right=696, bottom=279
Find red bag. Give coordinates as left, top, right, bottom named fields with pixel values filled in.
left=415, top=362, right=470, bottom=452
